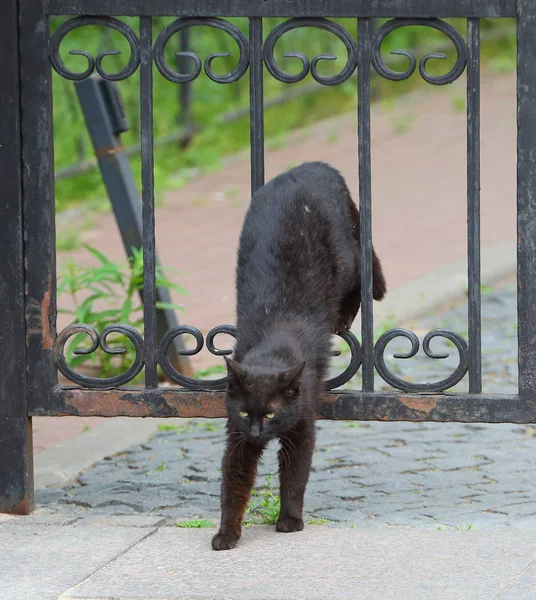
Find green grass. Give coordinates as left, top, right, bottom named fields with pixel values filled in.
left=56, top=228, right=82, bottom=251
left=156, top=419, right=223, bottom=434
left=307, top=518, right=332, bottom=525
left=246, top=473, right=281, bottom=525
left=175, top=519, right=216, bottom=528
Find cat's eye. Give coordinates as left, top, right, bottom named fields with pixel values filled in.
left=239, top=411, right=248, bottom=418
left=265, top=413, right=276, bottom=420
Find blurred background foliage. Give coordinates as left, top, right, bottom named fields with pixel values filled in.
left=51, top=17, right=516, bottom=213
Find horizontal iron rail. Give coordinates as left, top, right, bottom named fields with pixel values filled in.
left=44, top=0, right=515, bottom=18
left=35, top=388, right=531, bottom=423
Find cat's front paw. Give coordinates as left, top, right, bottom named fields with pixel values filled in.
left=276, top=517, right=304, bottom=533
left=212, top=531, right=240, bottom=551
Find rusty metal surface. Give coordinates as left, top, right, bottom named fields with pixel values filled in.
left=0, top=0, right=34, bottom=514
left=31, top=388, right=530, bottom=424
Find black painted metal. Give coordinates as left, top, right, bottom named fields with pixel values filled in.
left=140, top=16, right=158, bottom=388
left=74, top=76, right=192, bottom=378
left=371, top=19, right=467, bottom=85
left=358, top=17, right=375, bottom=392
left=3, top=0, right=535, bottom=514
left=517, top=0, right=536, bottom=406
left=43, top=0, right=516, bottom=18
left=467, top=18, right=482, bottom=394
left=177, top=28, right=193, bottom=134
left=0, top=0, right=34, bottom=515
left=249, top=17, right=265, bottom=193
left=20, top=0, right=58, bottom=413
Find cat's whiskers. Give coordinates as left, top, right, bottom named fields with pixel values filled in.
left=279, top=434, right=298, bottom=458
left=278, top=442, right=290, bottom=469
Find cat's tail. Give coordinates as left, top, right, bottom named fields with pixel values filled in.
left=372, top=246, right=387, bottom=301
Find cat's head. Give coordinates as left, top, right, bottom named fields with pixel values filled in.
left=224, top=357, right=305, bottom=444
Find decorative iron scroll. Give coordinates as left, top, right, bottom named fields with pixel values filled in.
left=263, top=18, right=357, bottom=85
left=55, top=324, right=145, bottom=388
left=55, top=325, right=364, bottom=391
left=153, top=18, right=250, bottom=84
left=158, top=325, right=236, bottom=391
left=371, top=19, right=467, bottom=84
left=374, top=328, right=469, bottom=393
left=49, top=16, right=468, bottom=86
left=49, top=16, right=141, bottom=81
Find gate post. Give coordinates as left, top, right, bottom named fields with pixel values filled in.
left=0, top=0, right=34, bottom=514
left=517, top=0, right=536, bottom=419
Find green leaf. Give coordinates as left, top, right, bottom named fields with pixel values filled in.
left=120, top=297, right=133, bottom=323
left=155, top=301, right=185, bottom=311
left=83, top=243, right=112, bottom=265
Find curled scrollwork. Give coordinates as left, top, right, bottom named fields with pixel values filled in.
left=154, top=18, right=249, bottom=84
left=158, top=325, right=361, bottom=392
left=374, top=328, right=469, bottom=393
left=157, top=325, right=236, bottom=391
left=371, top=19, right=467, bottom=85
left=325, top=330, right=362, bottom=390
left=55, top=324, right=145, bottom=388
left=49, top=17, right=141, bottom=81
left=263, top=18, right=357, bottom=85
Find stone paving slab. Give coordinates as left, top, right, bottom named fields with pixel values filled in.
left=0, top=519, right=151, bottom=600
left=56, top=527, right=536, bottom=600
left=498, top=561, right=536, bottom=600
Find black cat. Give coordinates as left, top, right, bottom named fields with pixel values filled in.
left=212, top=162, right=386, bottom=550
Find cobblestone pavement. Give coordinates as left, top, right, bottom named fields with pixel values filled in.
left=37, top=280, right=536, bottom=530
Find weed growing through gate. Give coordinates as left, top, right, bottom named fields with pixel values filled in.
left=57, top=244, right=185, bottom=378
left=245, top=473, right=281, bottom=525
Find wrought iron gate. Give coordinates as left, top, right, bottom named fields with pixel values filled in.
left=1, top=0, right=535, bottom=514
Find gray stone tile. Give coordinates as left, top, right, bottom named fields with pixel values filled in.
left=64, top=528, right=536, bottom=600
left=0, top=523, right=151, bottom=600
left=497, top=561, right=536, bottom=599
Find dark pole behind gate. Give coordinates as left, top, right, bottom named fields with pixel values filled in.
left=0, top=0, right=33, bottom=514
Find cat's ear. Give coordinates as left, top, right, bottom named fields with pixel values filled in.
left=224, top=357, right=247, bottom=387
left=278, top=362, right=306, bottom=389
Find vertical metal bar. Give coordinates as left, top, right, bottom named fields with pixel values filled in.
left=358, top=18, right=375, bottom=391
left=19, top=4, right=57, bottom=410
left=0, top=0, right=33, bottom=514
left=467, top=18, right=482, bottom=394
left=178, top=28, right=193, bottom=131
left=517, top=0, right=536, bottom=413
left=140, top=17, right=157, bottom=388
left=249, top=17, right=265, bottom=194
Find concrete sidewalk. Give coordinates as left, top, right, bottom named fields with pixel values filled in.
left=2, top=515, right=535, bottom=600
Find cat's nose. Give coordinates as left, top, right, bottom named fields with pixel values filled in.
left=250, top=424, right=261, bottom=438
